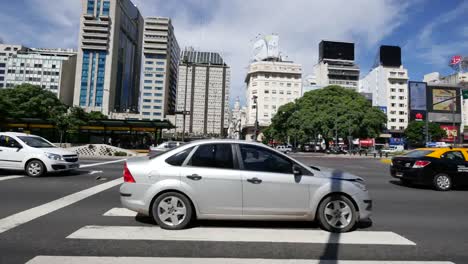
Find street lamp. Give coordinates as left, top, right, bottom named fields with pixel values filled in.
left=252, top=95, right=258, bottom=141
left=181, top=55, right=192, bottom=142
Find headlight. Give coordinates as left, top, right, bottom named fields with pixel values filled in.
left=46, top=153, right=63, bottom=161
left=352, top=179, right=367, bottom=191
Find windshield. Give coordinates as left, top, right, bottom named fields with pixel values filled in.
left=404, top=150, right=434, bottom=158
left=18, top=136, right=56, bottom=148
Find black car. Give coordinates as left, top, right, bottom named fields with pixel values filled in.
left=390, top=148, right=468, bottom=191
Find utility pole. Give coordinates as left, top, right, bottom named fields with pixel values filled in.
left=182, top=56, right=189, bottom=142
left=253, top=95, right=258, bottom=141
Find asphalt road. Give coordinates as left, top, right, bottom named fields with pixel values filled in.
left=0, top=156, right=467, bottom=263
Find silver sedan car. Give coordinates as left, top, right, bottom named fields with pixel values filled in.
left=120, top=139, right=371, bottom=233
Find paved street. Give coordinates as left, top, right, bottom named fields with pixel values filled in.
left=0, top=156, right=467, bottom=263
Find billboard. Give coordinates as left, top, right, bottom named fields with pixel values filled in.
left=378, top=45, right=401, bottom=67
left=253, top=34, right=279, bottom=61
left=440, top=125, right=458, bottom=142
left=319, top=41, right=355, bottom=61
left=432, top=88, right=457, bottom=111
left=410, top=110, right=426, bottom=121
left=409, top=81, right=426, bottom=111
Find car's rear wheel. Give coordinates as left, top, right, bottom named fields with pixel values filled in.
left=433, top=173, right=452, bottom=191
left=25, top=160, right=46, bottom=177
left=317, top=194, right=357, bottom=233
left=152, top=192, right=193, bottom=230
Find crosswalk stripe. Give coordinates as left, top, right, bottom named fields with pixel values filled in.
left=25, top=256, right=456, bottom=264
left=0, top=175, right=24, bottom=182
left=103, top=208, right=137, bottom=217
left=0, top=179, right=123, bottom=234
left=67, top=225, right=416, bottom=245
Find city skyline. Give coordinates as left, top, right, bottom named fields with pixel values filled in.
left=0, top=0, right=467, bottom=106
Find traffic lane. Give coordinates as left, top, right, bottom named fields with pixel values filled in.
left=0, top=162, right=123, bottom=220
left=0, top=186, right=460, bottom=264
left=294, top=156, right=468, bottom=260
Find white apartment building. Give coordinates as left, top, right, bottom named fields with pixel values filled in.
left=0, top=44, right=26, bottom=88
left=140, top=17, right=180, bottom=120
left=245, top=60, right=302, bottom=131
left=174, top=50, right=230, bottom=137
left=74, top=0, right=143, bottom=115
left=3, top=48, right=77, bottom=105
left=314, top=41, right=360, bottom=90
left=360, top=66, right=409, bottom=133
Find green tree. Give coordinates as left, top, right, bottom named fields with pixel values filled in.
left=266, top=85, right=387, bottom=148
left=0, top=84, right=67, bottom=119
left=404, top=121, right=447, bottom=147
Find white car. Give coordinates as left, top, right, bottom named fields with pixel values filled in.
left=381, top=145, right=404, bottom=153
left=149, top=141, right=184, bottom=155
left=0, top=132, right=79, bottom=177
left=276, top=145, right=292, bottom=154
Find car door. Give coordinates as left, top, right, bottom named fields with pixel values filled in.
left=238, top=144, right=312, bottom=216
left=439, top=150, right=468, bottom=185
left=0, top=135, right=24, bottom=169
left=179, top=143, right=242, bottom=216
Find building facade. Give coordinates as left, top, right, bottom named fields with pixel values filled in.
left=140, top=17, right=180, bottom=120
left=314, top=41, right=360, bottom=90
left=0, top=44, right=26, bottom=88
left=245, top=60, right=302, bottom=131
left=74, top=0, right=143, bottom=115
left=174, top=49, right=230, bottom=137
left=360, top=46, right=409, bottom=134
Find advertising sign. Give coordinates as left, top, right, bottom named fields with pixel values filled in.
left=378, top=106, right=387, bottom=114
left=253, top=34, right=279, bottom=61
left=389, top=137, right=405, bottom=146
left=409, top=82, right=426, bottom=110
left=409, top=110, right=426, bottom=122
left=440, top=125, right=458, bottom=142
left=432, top=89, right=457, bottom=111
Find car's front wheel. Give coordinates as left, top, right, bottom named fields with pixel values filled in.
left=152, top=192, right=193, bottom=230
left=317, top=194, right=358, bottom=233
left=433, top=173, right=452, bottom=191
left=25, top=160, right=46, bottom=177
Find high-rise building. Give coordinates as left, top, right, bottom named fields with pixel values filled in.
left=4, top=48, right=77, bottom=105
left=360, top=45, right=409, bottom=134
left=74, top=0, right=143, bottom=115
left=244, top=60, right=302, bottom=140
left=314, top=41, right=360, bottom=90
left=174, top=49, right=230, bottom=137
left=0, top=44, right=27, bottom=88
left=140, top=17, right=180, bottom=120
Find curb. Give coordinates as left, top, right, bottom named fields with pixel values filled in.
left=380, top=158, right=392, bottom=164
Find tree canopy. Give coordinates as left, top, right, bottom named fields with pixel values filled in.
left=404, top=121, right=447, bottom=147
left=265, top=85, right=387, bottom=145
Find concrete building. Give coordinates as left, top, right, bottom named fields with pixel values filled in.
left=74, top=0, right=143, bottom=115
left=0, top=44, right=26, bottom=88
left=314, top=41, right=360, bottom=90
left=244, top=60, right=302, bottom=140
left=174, top=49, right=230, bottom=137
left=302, top=74, right=321, bottom=95
left=360, top=46, right=409, bottom=134
left=140, top=17, right=180, bottom=120
left=3, top=47, right=77, bottom=105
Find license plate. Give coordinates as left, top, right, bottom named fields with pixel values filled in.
left=395, top=172, right=403, bottom=177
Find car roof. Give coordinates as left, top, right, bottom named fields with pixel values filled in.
left=0, top=132, right=34, bottom=137
left=184, top=139, right=268, bottom=148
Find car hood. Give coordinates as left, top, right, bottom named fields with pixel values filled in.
left=311, top=166, right=363, bottom=181
left=39, top=148, right=78, bottom=156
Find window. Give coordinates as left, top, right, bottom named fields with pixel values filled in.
left=142, top=105, right=151, bottom=109
left=153, top=106, right=162, bottom=109
left=264, top=90, right=269, bottom=94
left=87, top=0, right=95, bottom=14
left=144, top=86, right=152, bottom=90
left=144, top=74, right=152, bottom=77
left=145, top=61, right=154, bottom=64
left=441, top=151, right=465, bottom=161
left=252, top=90, right=257, bottom=94
left=102, top=1, right=110, bottom=16
left=189, top=144, right=234, bottom=169
left=142, top=112, right=150, bottom=115
left=145, top=67, right=153, bottom=71
left=156, top=61, right=165, bottom=65
left=0, top=136, right=21, bottom=148
left=165, top=147, right=194, bottom=166
left=156, top=68, right=164, bottom=71
left=143, top=93, right=152, bottom=96
left=143, top=99, right=151, bottom=103
left=144, top=80, right=152, bottom=83
left=239, top=144, right=292, bottom=174
left=265, top=82, right=269, bottom=86
left=272, top=90, right=277, bottom=94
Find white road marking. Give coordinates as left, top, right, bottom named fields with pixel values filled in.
left=25, top=256, right=456, bottom=264
left=103, top=208, right=137, bottom=217
left=0, top=175, right=24, bottom=182
left=80, top=159, right=126, bottom=168
left=67, top=226, right=416, bottom=245
left=0, top=178, right=123, bottom=234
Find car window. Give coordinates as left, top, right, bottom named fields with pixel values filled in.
left=404, top=150, right=434, bottom=158
left=165, top=147, right=194, bottom=166
left=240, top=144, right=292, bottom=174
left=441, top=151, right=465, bottom=161
left=17, top=136, right=55, bottom=148
left=189, top=144, right=234, bottom=169
left=0, top=136, right=21, bottom=148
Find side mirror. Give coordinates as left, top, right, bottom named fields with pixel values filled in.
left=16, top=145, right=23, bottom=151
left=292, top=164, right=302, bottom=176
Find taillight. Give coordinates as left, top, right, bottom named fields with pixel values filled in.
left=413, top=160, right=431, bottom=168
left=123, top=162, right=136, bottom=183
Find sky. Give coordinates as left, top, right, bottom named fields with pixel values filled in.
left=0, top=0, right=467, bottom=106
